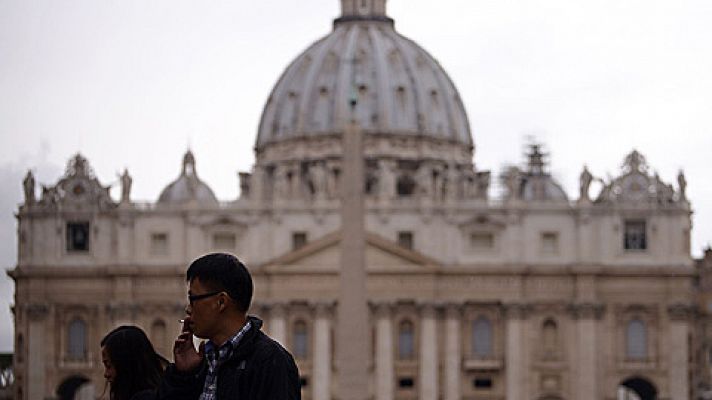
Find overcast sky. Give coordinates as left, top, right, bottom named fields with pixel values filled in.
left=0, top=0, right=710, bottom=352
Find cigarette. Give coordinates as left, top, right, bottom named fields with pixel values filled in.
left=179, top=319, right=185, bottom=323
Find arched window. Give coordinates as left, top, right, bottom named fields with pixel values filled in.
left=472, top=317, right=493, bottom=358
left=542, top=319, right=558, bottom=357
left=626, top=319, right=647, bottom=360
left=293, top=321, right=309, bottom=359
left=398, top=320, right=415, bottom=360
left=67, top=318, right=87, bottom=361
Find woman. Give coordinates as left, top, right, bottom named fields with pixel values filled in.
left=100, top=325, right=167, bottom=400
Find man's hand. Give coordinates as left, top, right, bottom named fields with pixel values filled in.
left=173, top=318, right=204, bottom=373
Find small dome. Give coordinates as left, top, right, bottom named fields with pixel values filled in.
left=256, top=0, right=472, bottom=151
left=522, top=178, right=568, bottom=202
left=520, top=144, right=568, bottom=202
left=158, top=151, right=218, bottom=206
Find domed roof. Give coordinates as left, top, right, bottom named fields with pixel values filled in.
left=256, top=0, right=472, bottom=151
left=522, top=178, right=568, bottom=202
left=158, top=151, right=218, bottom=206
left=520, top=144, right=568, bottom=202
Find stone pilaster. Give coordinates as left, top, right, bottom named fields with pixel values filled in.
left=419, top=303, right=438, bottom=400
left=444, top=303, right=462, bottom=400
left=268, top=302, right=287, bottom=346
left=26, top=304, right=49, bottom=400
left=313, top=302, right=333, bottom=400
left=569, top=303, right=605, bottom=400
left=374, top=302, right=394, bottom=400
left=504, top=303, right=529, bottom=400
left=667, top=303, right=691, bottom=400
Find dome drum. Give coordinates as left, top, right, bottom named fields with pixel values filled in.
left=242, top=152, right=489, bottom=205
left=255, top=133, right=473, bottom=166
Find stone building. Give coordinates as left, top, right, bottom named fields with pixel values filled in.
left=9, top=1, right=698, bottom=399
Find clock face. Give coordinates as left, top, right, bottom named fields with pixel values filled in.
left=72, top=183, right=85, bottom=196
left=622, top=174, right=649, bottom=200
left=66, top=179, right=88, bottom=199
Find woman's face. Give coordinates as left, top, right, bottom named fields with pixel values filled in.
left=101, top=346, right=116, bottom=383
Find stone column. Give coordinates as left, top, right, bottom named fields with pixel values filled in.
left=444, top=303, right=462, bottom=400
left=505, top=304, right=528, bottom=400
left=668, top=304, right=690, bottom=400
left=26, top=304, right=48, bottom=400
left=374, top=303, right=394, bottom=400
left=269, top=303, right=287, bottom=346
left=419, top=303, right=438, bottom=400
left=313, top=303, right=333, bottom=400
left=570, top=303, right=604, bottom=400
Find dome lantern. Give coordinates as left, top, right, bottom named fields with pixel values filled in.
left=335, top=0, right=393, bottom=26
left=182, top=150, right=197, bottom=176
left=340, top=0, right=387, bottom=18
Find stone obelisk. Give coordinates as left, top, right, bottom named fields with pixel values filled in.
left=337, top=92, right=369, bottom=397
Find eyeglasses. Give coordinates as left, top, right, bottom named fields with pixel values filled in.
left=188, top=291, right=223, bottom=305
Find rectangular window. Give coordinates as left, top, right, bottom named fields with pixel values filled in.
left=398, top=377, right=414, bottom=388
left=66, top=222, right=90, bottom=252
left=397, top=231, right=414, bottom=250
left=213, top=233, right=236, bottom=250
left=624, top=220, right=647, bottom=250
left=473, top=377, right=493, bottom=389
left=150, top=233, right=169, bottom=256
left=470, top=232, right=494, bottom=250
left=292, top=232, right=308, bottom=250
left=541, top=232, right=559, bottom=254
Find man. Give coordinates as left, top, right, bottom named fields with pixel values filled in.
left=159, top=253, right=301, bottom=400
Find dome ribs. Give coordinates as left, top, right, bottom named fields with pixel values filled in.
left=386, top=29, right=428, bottom=135
left=367, top=24, right=391, bottom=130
left=295, top=27, right=341, bottom=136
left=256, top=7, right=473, bottom=152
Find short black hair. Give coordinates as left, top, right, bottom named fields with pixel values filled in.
left=186, top=253, right=253, bottom=313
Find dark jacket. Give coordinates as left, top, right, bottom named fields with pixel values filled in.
left=158, top=316, right=300, bottom=400
left=131, top=389, right=157, bottom=400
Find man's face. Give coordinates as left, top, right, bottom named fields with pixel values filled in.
left=185, top=278, right=222, bottom=340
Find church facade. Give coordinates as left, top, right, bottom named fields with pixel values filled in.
left=9, top=1, right=704, bottom=399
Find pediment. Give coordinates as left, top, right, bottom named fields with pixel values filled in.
left=458, top=213, right=507, bottom=230
left=37, top=153, right=115, bottom=210
left=258, top=231, right=441, bottom=274
left=191, top=214, right=250, bottom=229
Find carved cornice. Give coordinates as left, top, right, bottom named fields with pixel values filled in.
left=667, top=303, right=693, bottom=321
left=26, top=303, right=49, bottom=321
left=443, top=302, right=463, bottom=318
left=369, top=301, right=394, bottom=318
left=313, top=300, right=336, bottom=318
left=417, top=301, right=442, bottom=318
left=105, top=302, right=140, bottom=320
left=568, top=303, right=605, bottom=320
left=264, top=301, right=288, bottom=317
left=503, top=303, right=531, bottom=320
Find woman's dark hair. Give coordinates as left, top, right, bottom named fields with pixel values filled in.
left=100, top=325, right=166, bottom=400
